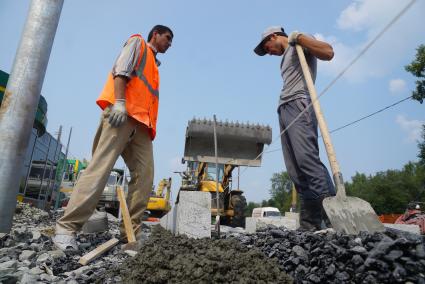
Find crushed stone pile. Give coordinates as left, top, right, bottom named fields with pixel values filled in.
left=4, top=202, right=425, bottom=284
left=230, top=226, right=425, bottom=283
left=0, top=202, right=137, bottom=283
left=100, top=226, right=293, bottom=284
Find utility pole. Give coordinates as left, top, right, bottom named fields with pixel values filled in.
left=0, top=0, right=64, bottom=233
left=54, top=127, right=72, bottom=210
left=57, top=126, right=63, bottom=142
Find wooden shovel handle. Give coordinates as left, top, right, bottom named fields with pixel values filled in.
left=295, top=44, right=346, bottom=199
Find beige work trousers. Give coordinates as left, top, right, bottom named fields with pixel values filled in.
left=56, top=107, right=154, bottom=238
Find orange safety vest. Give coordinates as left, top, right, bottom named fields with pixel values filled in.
left=97, top=34, right=160, bottom=140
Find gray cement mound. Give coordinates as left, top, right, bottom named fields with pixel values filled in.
left=101, top=226, right=293, bottom=284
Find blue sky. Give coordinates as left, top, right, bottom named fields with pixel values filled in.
left=1, top=0, right=424, bottom=203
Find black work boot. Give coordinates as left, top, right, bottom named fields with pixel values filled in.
left=299, top=198, right=322, bottom=231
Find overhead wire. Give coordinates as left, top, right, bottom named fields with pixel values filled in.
left=238, top=0, right=417, bottom=176
left=328, top=95, right=413, bottom=134
left=262, top=95, right=413, bottom=154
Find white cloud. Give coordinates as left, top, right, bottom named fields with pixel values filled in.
left=389, top=79, right=407, bottom=94
left=337, top=0, right=404, bottom=33
left=317, top=0, right=425, bottom=83
left=337, top=0, right=372, bottom=31
left=396, top=114, right=423, bottom=143
left=315, top=33, right=365, bottom=82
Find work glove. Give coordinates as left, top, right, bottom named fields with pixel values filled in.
left=108, top=99, right=127, bottom=127
left=288, top=31, right=302, bottom=46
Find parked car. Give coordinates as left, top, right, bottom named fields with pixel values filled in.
left=252, top=207, right=282, bottom=218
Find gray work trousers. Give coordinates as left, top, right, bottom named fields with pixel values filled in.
left=278, top=98, right=335, bottom=200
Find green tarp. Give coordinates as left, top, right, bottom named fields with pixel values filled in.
left=0, top=69, right=47, bottom=135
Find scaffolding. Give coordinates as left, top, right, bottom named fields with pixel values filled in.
left=18, top=128, right=65, bottom=210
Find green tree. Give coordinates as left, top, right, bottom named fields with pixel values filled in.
left=244, top=201, right=261, bottom=216
left=418, top=125, right=425, bottom=165
left=345, top=121, right=425, bottom=214
left=346, top=163, right=425, bottom=214
left=268, top=172, right=293, bottom=213
left=405, top=44, right=425, bottom=103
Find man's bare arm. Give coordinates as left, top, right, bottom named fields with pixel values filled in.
left=113, top=75, right=128, bottom=100
left=297, top=35, right=334, bottom=61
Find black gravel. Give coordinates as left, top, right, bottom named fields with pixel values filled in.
left=229, top=226, right=425, bottom=283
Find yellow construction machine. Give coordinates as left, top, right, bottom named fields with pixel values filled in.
left=147, top=178, right=172, bottom=218
left=178, top=118, right=272, bottom=227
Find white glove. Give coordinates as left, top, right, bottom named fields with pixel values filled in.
left=109, top=99, right=127, bottom=127
left=288, top=31, right=302, bottom=46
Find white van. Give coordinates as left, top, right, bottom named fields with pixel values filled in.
left=73, top=168, right=127, bottom=216
left=252, top=207, right=282, bottom=218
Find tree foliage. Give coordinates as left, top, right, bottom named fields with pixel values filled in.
left=245, top=172, right=299, bottom=215
left=244, top=172, right=297, bottom=216
left=258, top=163, right=425, bottom=217
left=268, top=172, right=294, bottom=213
left=419, top=125, right=425, bottom=165
left=405, top=44, right=425, bottom=103
left=244, top=201, right=260, bottom=217
left=245, top=125, right=425, bottom=216
left=346, top=162, right=425, bottom=214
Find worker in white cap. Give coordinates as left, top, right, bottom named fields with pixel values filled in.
left=254, top=26, right=335, bottom=231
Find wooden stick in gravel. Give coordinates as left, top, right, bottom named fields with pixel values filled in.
left=78, top=238, right=119, bottom=266
left=117, top=186, right=136, bottom=243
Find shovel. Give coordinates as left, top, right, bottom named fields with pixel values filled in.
left=213, top=115, right=220, bottom=237
left=295, top=44, right=384, bottom=234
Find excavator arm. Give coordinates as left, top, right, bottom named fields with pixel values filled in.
left=222, top=164, right=236, bottom=191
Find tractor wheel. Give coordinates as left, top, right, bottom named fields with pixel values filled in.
left=230, top=194, right=247, bottom=228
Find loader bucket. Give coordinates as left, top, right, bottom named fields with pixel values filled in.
left=184, top=118, right=272, bottom=167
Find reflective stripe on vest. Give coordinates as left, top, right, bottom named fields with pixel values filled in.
left=136, top=43, right=159, bottom=98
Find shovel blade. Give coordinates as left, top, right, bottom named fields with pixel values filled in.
left=323, top=196, right=385, bottom=234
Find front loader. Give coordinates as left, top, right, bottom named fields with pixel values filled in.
left=178, top=118, right=272, bottom=227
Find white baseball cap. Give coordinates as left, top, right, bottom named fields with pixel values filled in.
left=254, top=26, right=287, bottom=56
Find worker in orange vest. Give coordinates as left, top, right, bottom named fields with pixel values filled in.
left=53, top=25, right=173, bottom=251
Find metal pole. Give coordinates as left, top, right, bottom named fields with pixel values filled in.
left=291, top=183, right=297, bottom=213
left=0, top=0, right=64, bottom=233
left=44, top=126, right=62, bottom=209
left=213, top=115, right=220, bottom=236
left=39, top=134, right=53, bottom=208
left=54, top=126, right=72, bottom=210
left=237, top=166, right=240, bottom=190
left=56, top=126, right=62, bottom=145
left=22, top=130, right=38, bottom=199
left=64, top=127, right=72, bottom=161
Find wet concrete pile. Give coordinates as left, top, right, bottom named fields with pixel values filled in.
left=100, top=226, right=293, bottom=284
left=231, top=226, right=425, bottom=283
left=0, top=202, right=133, bottom=283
